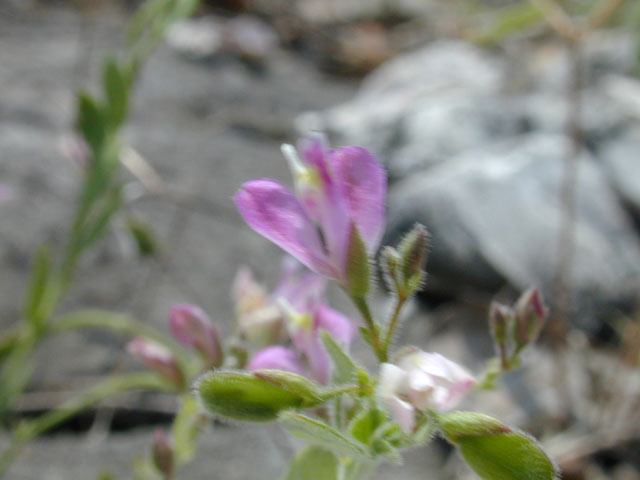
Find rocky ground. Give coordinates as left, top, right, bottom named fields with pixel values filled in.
left=2, top=1, right=640, bottom=479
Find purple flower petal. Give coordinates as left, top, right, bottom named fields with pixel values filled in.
left=234, top=179, right=338, bottom=278
left=328, top=147, right=386, bottom=253
left=314, top=303, right=355, bottom=347
left=248, top=346, right=305, bottom=375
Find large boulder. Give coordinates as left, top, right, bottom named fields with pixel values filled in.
left=386, top=134, right=640, bottom=328
left=298, top=38, right=640, bottom=324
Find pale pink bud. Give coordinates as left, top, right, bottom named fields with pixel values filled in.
left=247, top=346, right=305, bottom=375
left=127, top=338, right=184, bottom=389
left=151, top=428, right=173, bottom=477
left=170, top=304, right=222, bottom=368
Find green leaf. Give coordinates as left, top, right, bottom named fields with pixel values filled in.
left=197, top=370, right=316, bottom=422
left=344, top=224, right=370, bottom=298
left=279, top=412, right=370, bottom=459
left=126, top=218, right=158, bottom=257
left=321, top=331, right=357, bottom=385
left=475, top=1, right=544, bottom=45
left=76, top=92, right=106, bottom=154
left=171, top=394, right=200, bottom=464
left=103, top=57, right=129, bottom=129
left=23, top=247, right=52, bottom=330
left=349, top=407, right=387, bottom=446
left=440, top=411, right=558, bottom=480
left=282, top=446, right=338, bottom=480
left=370, top=438, right=402, bottom=464
left=79, top=186, right=123, bottom=251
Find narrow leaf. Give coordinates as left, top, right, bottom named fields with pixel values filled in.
left=279, top=412, right=370, bottom=459
left=171, top=394, right=200, bottom=464
left=76, top=92, right=106, bottom=154
left=349, top=407, right=387, bottom=446
left=321, top=331, right=357, bottom=385
left=103, top=57, right=129, bottom=129
left=23, top=247, right=51, bottom=329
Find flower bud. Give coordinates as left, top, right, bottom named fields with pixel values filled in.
left=170, top=304, right=223, bottom=368
left=196, top=369, right=325, bottom=422
left=440, top=411, right=558, bottom=480
left=489, top=302, right=512, bottom=349
left=127, top=338, right=184, bottom=389
left=398, top=224, right=428, bottom=291
left=151, top=428, right=174, bottom=477
left=513, top=288, right=548, bottom=350
left=381, top=246, right=401, bottom=288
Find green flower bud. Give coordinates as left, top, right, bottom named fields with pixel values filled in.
left=196, top=370, right=324, bottom=422
left=398, top=223, right=429, bottom=287
left=440, top=411, right=558, bottom=480
left=513, top=288, right=548, bottom=350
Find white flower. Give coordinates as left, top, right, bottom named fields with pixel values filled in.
left=378, top=351, right=475, bottom=433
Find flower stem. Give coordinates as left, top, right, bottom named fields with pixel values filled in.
left=351, top=296, right=386, bottom=363
left=381, top=294, right=408, bottom=359
left=0, top=372, right=171, bottom=476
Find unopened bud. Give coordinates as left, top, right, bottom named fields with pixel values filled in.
left=151, top=428, right=174, bottom=477
left=513, top=288, right=548, bottom=350
left=398, top=224, right=429, bottom=284
left=440, top=411, right=558, bottom=480
left=489, top=302, right=512, bottom=347
left=127, top=338, right=185, bottom=389
left=381, top=246, right=401, bottom=288
left=170, top=304, right=223, bottom=368
left=196, top=369, right=325, bottom=422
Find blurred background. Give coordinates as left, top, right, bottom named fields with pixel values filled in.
left=1, top=0, right=640, bottom=478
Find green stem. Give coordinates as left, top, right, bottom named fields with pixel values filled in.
left=0, top=372, right=171, bottom=476
left=381, top=295, right=407, bottom=359
left=351, top=297, right=386, bottom=363
left=49, top=310, right=190, bottom=367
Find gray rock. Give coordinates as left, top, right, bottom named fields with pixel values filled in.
left=386, top=134, right=640, bottom=327
left=301, top=38, right=640, bottom=323
left=296, top=41, right=507, bottom=178
left=600, top=128, right=640, bottom=218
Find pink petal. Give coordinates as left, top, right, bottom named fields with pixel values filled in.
left=271, top=257, right=327, bottom=311
left=303, top=334, right=332, bottom=384
left=248, top=346, right=305, bottom=375
left=314, top=303, right=355, bottom=347
left=328, top=147, right=386, bottom=253
left=234, top=180, right=338, bottom=278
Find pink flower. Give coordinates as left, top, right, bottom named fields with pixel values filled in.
left=170, top=304, right=222, bottom=368
left=285, top=300, right=355, bottom=384
left=234, top=137, right=386, bottom=285
left=127, top=338, right=184, bottom=389
left=378, top=350, right=476, bottom=433
left=247, top=346, right=305, bottom=375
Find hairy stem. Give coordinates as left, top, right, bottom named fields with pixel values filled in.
left=351, top=296, right=386, bottom=363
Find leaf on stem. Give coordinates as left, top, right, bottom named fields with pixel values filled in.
left=321, top=331, right=357, bottom=385
left=282, top=446, right=338, bottom=480
left=279, top=412, right=370, bottom=459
